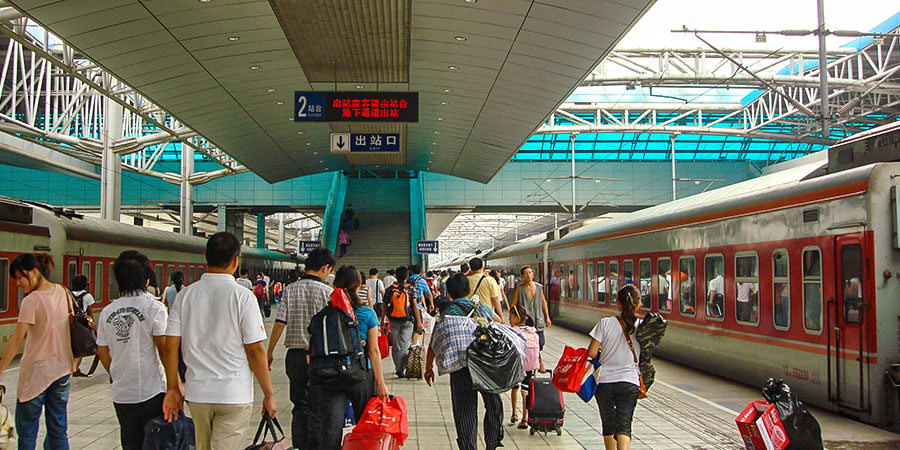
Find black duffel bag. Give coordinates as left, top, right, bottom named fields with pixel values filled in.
left=762, top=378, right=823, bottom=450
left=66, top=287, right=97, bottom=358
left=466, top=325, right=524, bottom=394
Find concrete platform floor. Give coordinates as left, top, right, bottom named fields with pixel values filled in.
left=1, top=315, right=898, bottom=449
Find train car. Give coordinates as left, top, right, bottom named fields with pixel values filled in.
left=0, top=198, right=297, bottom=355
left=489, top=149, right=900, bottom=429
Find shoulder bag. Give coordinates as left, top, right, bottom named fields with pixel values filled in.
left=65, top=287, right=97, bottom=358
left=616, top=317, right=647, bottom=399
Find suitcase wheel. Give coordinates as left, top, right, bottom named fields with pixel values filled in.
left=556, top=426, right=563, bottom=436
left=529, top=428, right=535, bottom=436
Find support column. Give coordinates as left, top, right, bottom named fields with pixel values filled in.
left=816, top=0, right=830, bottom=138
left=100, top=96, right=124, bottom=221
left=179, top=142, right=194, bottom=235
left=570, top=133, right=577, bottom=219
left=217, top=206, right=245, bottom=242
left=277, top=214, right=285, bottom=251
left=257, top=213, right=266, bottom=249
left=670, top=133, right=678, bottom=201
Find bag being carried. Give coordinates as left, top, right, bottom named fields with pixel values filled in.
left=353, top=396, right=409, bottom=446
left=66, top=287, right=97, bottom=358
left=244, top=414, right=291, bottom=450
left=308, top=294, right=368, bottom=382
left=386, top=283, right=414, bottom=321
left=142, top=412, right=195, bottom=450
left=0, top=386, right=16, bottom=450
left=466, top=325, right=525, bottom=394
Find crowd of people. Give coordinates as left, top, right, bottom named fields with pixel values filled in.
left=0, top=231, right=652, bottom=450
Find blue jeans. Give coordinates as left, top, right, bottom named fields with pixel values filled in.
left=16, top=375, right=70, bottom=450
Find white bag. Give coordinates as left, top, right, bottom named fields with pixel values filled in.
left=0, top=386, right=16, bottom=450
left=419, top=306, right=435, bottom=333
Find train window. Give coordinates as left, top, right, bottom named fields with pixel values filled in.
left=559, top=264, right=568, bottom=298
left=841, top=244, right=863, bottom=324
left=678, top=257, right=696, bottom=316
left=0, top=259, right=8, bottom=312
left=82, top=262, right=90, bottom=280
left=108, top=264, right=119, bottom=300
left=704, top=254, right=725, bottom=320
left=623, top=260, right=634, bottom=287
left=586, top=263, right=594, bottom=302
left=155, top=265, right=164, bottom=291
left=735, top=252, right=759, bottom=326
left=596, top=262, right=606, bottom=304
left=188, top=266, right=196, bottom=284
left=575, top=263, right=583, bottom=300
left=95, top=262, right=103, bottom=301
left=639, top=259, right=652, bottom=310
left=167, top=265, right=175, bottom=284
left=67, top=262, right=77, bottom=287
left=802, top=248, right=823, bottom=333
left=608, top=261, right=619, bottom=304
left=773, top=250, right=790, bottom=330
left=657, top=258, right=672, bottom=313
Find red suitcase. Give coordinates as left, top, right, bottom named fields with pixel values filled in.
left=341, top=431, right=400, bottom=450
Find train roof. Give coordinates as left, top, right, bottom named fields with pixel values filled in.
left=487, top=233, right=547, bottom=260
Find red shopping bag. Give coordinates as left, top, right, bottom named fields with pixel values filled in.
left=378, top=331, right=390, bottom=360
left=552, top=346, right=590, bottom=393
left=353, top=396, right=409, bottom=445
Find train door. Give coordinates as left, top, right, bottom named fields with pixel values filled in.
left=831, top=235, right=868, bottom=413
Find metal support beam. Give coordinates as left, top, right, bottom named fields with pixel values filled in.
left=179, top=142, right=193, bottom=236
left=256, top=213, right=266, bottom=249
left=671, top=134, right=677, bottom=201
left=570, top=133, right=576, bottom=219
left=100, top=97, right=123, bottom=221
left=278, top=214, right=285, bottom=251
left=816, top=0, right=830, bottom=137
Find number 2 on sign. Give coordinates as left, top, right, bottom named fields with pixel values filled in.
left=297, top=96, right=308, bottom=118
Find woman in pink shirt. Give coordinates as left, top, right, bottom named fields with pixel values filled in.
left=0, top=253, right=74, bottom=449
left=339, top=228, right=351, bottom=258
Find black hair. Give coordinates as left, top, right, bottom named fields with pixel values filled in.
left=334, top=265, right=362, bottom=308
left=409, top=264, right=421, bottom=275
left=489, top=270, right=500, bottom=282
left=387, top=269, right=394, bottom=275
left=113, top=250, right=152, bottom=296
left=10, top=253, right=53, bottom=280
left=148, top=270, right=159, bottom=290
left=206, top=232, right=241, bottom=268
left=395, top=266, right=409, bottom=282
left=469, top=257, right=484, bottom=271
left=72, top=274, right=89, bottom=292
left=289, top=268, right=301, bottom=283
left=446, top=273, right=470, bottom=299
left=369, top=267, right=379, bottom=276
left=305, top=248, right=336, bottom=271
left=510, top=304, right=535, bottom=327
left=240, top=267, right=249, bottom=276
left=440, top=270, right=448, bottom=277
left=520, top=265, right=532, bottom=275
left=618, top=284, right=641, bottom=335
left=460, top=263, right=469, bottom=273
left=171, top=271, right=184, bottom=292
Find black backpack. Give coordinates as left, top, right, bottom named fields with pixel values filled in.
left=307, top=305, right=368, bottom=382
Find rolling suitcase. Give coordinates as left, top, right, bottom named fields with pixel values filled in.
left=526, top=372, right=565, bottom=435
left=341, top=431, right=399, bottom=450
left=405, top=345, right=424, bottom=379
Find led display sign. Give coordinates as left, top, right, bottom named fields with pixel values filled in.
left=295, top=91, right=418, bottom=122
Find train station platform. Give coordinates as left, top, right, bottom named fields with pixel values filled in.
left=1, top=319, right=898, bottom=449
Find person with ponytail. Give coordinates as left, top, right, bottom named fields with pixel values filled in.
left=0, top=253, right=74, bottom=449
left=585, top=284, right=643, bottom=450
left=163, top=271, right=184, bottom=307
left=307, top=265, right=389, bottom=450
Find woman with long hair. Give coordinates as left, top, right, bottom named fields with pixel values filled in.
left=0, top=253, right=74, bottom=449
left=307, top=265, right=389, bottom=450
left=163, top=270, right=184, bottom=307
left=586, top=284, right=643, bottom=450
left=71, top=274, right=100, bottom=378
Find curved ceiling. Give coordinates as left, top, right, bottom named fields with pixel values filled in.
left=7, top=0, right=655, bottom=183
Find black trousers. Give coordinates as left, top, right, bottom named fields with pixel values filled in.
left=449, top=367, right=504, bottom=450
left=286, top=348, right=310, bottom=450
left=307, top=372, right=374, bottom=450
left=113, top=392, right=165, bottom=450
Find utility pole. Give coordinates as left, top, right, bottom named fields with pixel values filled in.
left=816, top=0, right=830, bottom=138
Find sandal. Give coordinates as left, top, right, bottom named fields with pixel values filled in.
left=510, top=414, right=518, bottom=424
left=517, top=421, right=528, bottom=429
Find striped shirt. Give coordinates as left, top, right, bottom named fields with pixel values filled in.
left=409, top=275, right=430, bottom=302
left=276, top=275, right=333, bottom=349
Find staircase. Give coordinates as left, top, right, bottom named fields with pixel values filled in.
left=336, top=178, right=412, bottom=272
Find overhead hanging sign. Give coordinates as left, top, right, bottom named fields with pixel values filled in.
left=295, top=91, right=418, bottom=123
left=331, top=133, right=400, bottom=153
left=298, top=240, right=322, bottom=254
left=416, top=240, right=439, bottom=254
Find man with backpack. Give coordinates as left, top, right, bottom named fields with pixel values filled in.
left=380, top=266, right=422, bottom=378
left=266, top=248, right=335, bottom=450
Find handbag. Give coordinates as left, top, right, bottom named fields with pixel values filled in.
left=616, top=317, right=647, bottom=399
left=378, top=330, right=389, bottom=360
left=577, top=359, right=602, bottom=403
left=551, top=346, right=589, bottom=393
left=65, top=287, right=97, bottom=359
left=244, top=414, right=291, bottom=450
left=353, top=396, right=409, bottom=445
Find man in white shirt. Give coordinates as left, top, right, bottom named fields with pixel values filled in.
left=236, top=268, right=253, bottom=291
left=383, top=269, right=397, bottom=288
left=96, top=250, right=169, bottom=450
left=162, top=232, right=276, bottom=450
left=366, top=267, right=386, bottom=315
left=707, top=269, right=725, bottom=318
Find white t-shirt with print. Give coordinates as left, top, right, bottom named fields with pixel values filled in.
left=166, top=273, right=267, bottom=404
left=96, top=292, right=168, bottom=404
left=589, top=316, right=642, bottom=386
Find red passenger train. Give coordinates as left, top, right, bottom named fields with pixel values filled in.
left=487, top=124, right=900, bottom=430
left=0, top=199, right=298, bottom=356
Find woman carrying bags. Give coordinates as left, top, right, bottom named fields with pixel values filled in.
left=586, top=284, right=643, bottom=450
left=0, top=253, right=74, bottom=449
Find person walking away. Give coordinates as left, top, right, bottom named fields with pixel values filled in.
left=511, top=266, right=552, bottom=358
left=490, top=270, right=510, bottom=311
left=266, top=248, right=335, bottom=450
left=338, top=229, right=350, bottom=258
left=357, top=272, right=369, bottom=307
left=164, top=271, right=185, bottom=307
left=70, top=274, right=99, bottom=378
left=586, top=285, right=643, bottom=450
left=383, top=270, right=396, bottom=290
left=162, top=232, right=276, bottom=450
left=307, top=266, right=389, bottom=449
left=424, top=273, right=503, bottom=450
left=380, top=266, right=422, bottom=377
left=273, top=277, right=284, bottom=308
left=254, top=274, right=270, bottom=317
left=466, top=257, right=505, bottom=323
left=409, top=265, right=433, bottom=346
left=508, top=304, right=542, bottom=429
left=366, top=268, right=386, bottom=317
left=0, top=253, right=74, bottom=449
left=236, top=268, right=253, bottom=292
left=460, top=263, right=470, bottom=276
left=343, top=204, right=355, bottom=232
left=96, top=251, right=170, bottom=450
